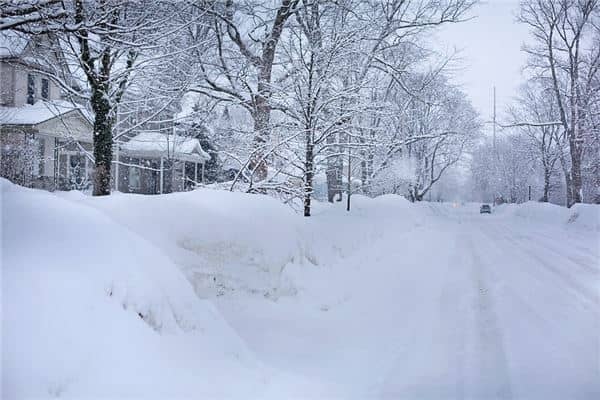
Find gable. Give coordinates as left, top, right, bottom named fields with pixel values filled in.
left=19, top=34, right=61, bottom=69
left=35, top=109, right=93, bottom=143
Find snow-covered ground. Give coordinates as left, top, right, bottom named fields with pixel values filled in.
left=2, top=180, right=599, bottom=399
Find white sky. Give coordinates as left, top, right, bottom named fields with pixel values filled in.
left=433, top=0, right=530, bottom=130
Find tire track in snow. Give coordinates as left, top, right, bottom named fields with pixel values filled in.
left=465, top=234, right=513, bottom=399
left=509, top=229, right=599, bottom=275
left=471, top=217, right=600, bottom=398
left=438, top=233, right=469, bottom=400
left=374, top=227, right=471, bottom=399
left=485, top=223, right=599, bottom=309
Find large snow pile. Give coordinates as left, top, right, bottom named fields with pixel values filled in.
left=62, top=189, right=305, bottom=298
left=566, top=203, right=600, bottom=231
left=494, top=200, right=600, bottom=231
left=494, top=201, right=571, bottom=223
left=3, top=180, right=598, bottom=399
left=1, top=180, right=298, bottom=399
left=304, top=193, right=426, bottom=267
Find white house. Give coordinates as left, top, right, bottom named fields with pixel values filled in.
left=0, top=32, right=94, bottom=190
left=0, top=32, right=209, bottom=194
left=115, top=131, right=210, bottom=194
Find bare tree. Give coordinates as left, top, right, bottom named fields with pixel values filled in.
left=24, top=0, right=201, bottom=195
left=371, top=76, right=480, bottom=201
left=519, top=0, right=600, bottom=206
left=0, top=0, right=66, bottom=31
left=190, top=0, right=299, bottom=182
left=510, top=81, right=564, bottom=202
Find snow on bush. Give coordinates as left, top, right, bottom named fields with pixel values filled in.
left=1, top=180, right=271, bottom=398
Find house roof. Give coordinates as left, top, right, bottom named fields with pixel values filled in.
left=120, top=131, right=210, bottom=164
left=0, top=100, right=92, bottom=125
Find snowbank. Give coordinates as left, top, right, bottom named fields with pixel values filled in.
left=494, top=201, right=600, bottom=231
left=64, top=188, right=305, bottom=298
left=56, top=188, right=427, bottom=299
left=303, top=194, right=427, bottom=268
left=0, top=180, right=277, bottom=399
left=3, top=179, right=597, bottom=399
left=566, top=203, right=600, bottom=231
left=494, top=201, right=570, bottom=223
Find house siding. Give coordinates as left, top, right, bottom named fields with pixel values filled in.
left=36, top=110, right=93, bottom=143
left=0, top=61, right=15, bottom=106
left=11, top=63, right=61, bottom=106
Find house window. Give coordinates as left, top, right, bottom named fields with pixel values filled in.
left=128, top=165, right=141, bottom=190
left=41, top=78, right=49, bottom=100
left=69, top=154, right=87, bottom=186
left=33, top=138, right=45, bottom=176
left=59, top=153, right=68, bottom=179
left=27, top=74, right=35, bottom=105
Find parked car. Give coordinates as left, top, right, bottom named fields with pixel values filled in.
left=480, top=204, right=492, bottom=214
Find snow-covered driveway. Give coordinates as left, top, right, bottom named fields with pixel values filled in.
left=217, top=202, right=600, bottom=399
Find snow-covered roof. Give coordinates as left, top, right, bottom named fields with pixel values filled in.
left=120, top=131, right=210, bottom=163
left=0, top=100, right=92, bottom=125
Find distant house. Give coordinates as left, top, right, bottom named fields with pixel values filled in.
left=0, top=32, right=209, bottom=194
left=115, top=131, right=210, bottom=194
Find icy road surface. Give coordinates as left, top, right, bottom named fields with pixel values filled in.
left=217, top=202, right=600, bottom=399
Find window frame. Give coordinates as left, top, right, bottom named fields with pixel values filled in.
left=41, top=78, right=49, bottom=100
left=27, top=73, right=35, bottom=105
left=128, top=162, right=142, bottom=190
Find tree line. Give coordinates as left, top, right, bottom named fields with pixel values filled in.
left=471, top=0, right=599, bottom=207
left=9, top=1, right=596, bottom=214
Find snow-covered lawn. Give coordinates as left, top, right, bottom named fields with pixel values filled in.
left=2, top=180, right=599, bottom=399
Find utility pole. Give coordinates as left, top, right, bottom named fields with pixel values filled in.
left=346, top=141, right=351, bottom=212
left=492, top=86, right=500, bottom=205
left=493, top=86, right=497, bottom=152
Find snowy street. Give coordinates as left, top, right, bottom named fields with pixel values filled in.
left=216, top=202, right=600, bottom=399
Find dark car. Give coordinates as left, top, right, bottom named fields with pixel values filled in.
left=480, top=204, right=492, bottom=214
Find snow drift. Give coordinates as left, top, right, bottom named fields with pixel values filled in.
left=0, top=179, right=284, bottom=399
left=64, top=188, right=305, bottom=298
left=567, top=203, right=600, bottom=231
left=494, top=200, right=600, bottom=231
left=2, top=179, right=598, bottom=399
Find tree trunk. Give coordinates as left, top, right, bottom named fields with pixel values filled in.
left=304, top=134, right=314, bottom=217
left=246, top=0, right=297, bottom=183
left=326, top=130, right=342, bottom=202
left=542, top=168, right=550, bottom=202
left=249, top=86, right=270, bottom=182
left=359, top=128, right=368, bottom=195
left=92, top=88, right=112, bottom=196
left=569, top=133, right=583, bottom=206
left=555, top=138, right=573, bottom=207
left=564, top=170, right=573, bottom=207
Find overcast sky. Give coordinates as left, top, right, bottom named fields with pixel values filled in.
left=434, top=0, right=530, bottom=131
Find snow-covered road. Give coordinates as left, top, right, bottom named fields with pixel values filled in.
left=5, top=182, right=598, bottom=399
left=217, top=202, right=600, bottom=399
